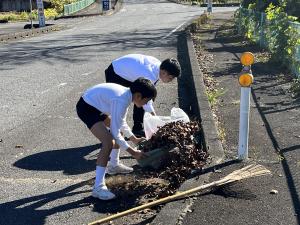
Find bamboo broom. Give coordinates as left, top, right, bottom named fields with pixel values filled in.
left=89, top=164, right=271, bottom=225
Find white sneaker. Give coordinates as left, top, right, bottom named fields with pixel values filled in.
left=107, top=163, right=134, bottom=175
left=92, top=186, right=116, bottom=200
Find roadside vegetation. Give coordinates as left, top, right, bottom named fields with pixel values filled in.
left=291, top=78, right=300, bottom=97
left=237, top=0, right=300, bottom=97
left=0, top=0, right=77, bottom=21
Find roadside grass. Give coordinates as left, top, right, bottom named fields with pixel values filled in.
left=290, top=77, right=300, bottom=98
left=0, top=12, right=30, bottom=22
left=207, top=88, right=227, bottom=107
left=255, top=51, right=271, bottom=63
left=191, top=12, right=228, bottom=143
left=217, top=21, right=237, bottom=37
left=206, top=87, right=227, bottom=143
left=0, top=9, right=59, bottom=22
left=217, top=124, right=227, bottom=142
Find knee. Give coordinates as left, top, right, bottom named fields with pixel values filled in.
left=102, top=138, right=114, bottom=152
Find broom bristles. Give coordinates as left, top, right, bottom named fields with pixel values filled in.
left=88, top=164, right=271, bottom=225
left=216, top=164, right=271, bottom=186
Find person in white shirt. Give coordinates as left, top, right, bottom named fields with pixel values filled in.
left=105, top=54, right=181, bottom=136
left=103, top=54, right=181, bottom=176
left=76, top=78, right=156, bottom=200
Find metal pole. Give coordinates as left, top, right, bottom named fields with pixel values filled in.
left=238, top=87, right=251, bottom=160
left=207, top=0, right=212, bottom=14
left=29, top=0, right=33, bottom=29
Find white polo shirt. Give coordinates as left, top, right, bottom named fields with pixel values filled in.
left=82, top=83, right=134, bottom=151
left=112, top=54, right=161, bottom=113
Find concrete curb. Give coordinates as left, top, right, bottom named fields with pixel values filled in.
left=151, top=28, right=225, bottom=225
left=187, top=29, right=225, bottom=164
left=0, top=24, right=64, bottom=43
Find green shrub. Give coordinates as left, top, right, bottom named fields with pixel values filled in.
left=265, top=3, right=300, bottom=64
left=236, top=1, right=300, bottom=76
left=241, top=0, right=299, bottom=20
left=44, top=8, right=59, bottom=19
left=0, top=11, right=38, bottom=22
left=0, top=13, right=19, bottom=21
left=20, top=11, right=29, bottom=20
left=49, top=0, right=77, bottom=14
left=290, top=77, right=300, bottom=97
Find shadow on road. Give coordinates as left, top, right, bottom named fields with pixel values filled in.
left=177, top=30, right=200, bottom=119
left=0, top=28, right=178, bottom=71
left=214, top=21, right=300, bottom=223
left=189, top=18, right=300, bottom=224
left=0, top=179, right=92, bottom=225
left=13, top=144, right=101, bottom=175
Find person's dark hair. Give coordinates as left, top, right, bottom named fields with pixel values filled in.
left=160, top=58, right=181, bottom=77
left=130, top=77, right=157, bottom=100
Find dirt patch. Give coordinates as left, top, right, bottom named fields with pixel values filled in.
left=89, top=120, right=208, bottom=225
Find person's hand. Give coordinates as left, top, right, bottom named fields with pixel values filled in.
left=135, top=137, right=147, bottom=144
left=130, top=136, right=146, bottom=145
left=150, top=111, right=156, bottom=116
left=131, top=149, right=148, bottom=160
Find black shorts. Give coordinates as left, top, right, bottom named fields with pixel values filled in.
left=105, top=64, right=132, bottom=87
left=76, top=97, right=108, bottom=129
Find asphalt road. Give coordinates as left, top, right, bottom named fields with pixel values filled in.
left=0, top=1, right=237, bottom=224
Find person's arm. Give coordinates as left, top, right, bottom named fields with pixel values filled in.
left=118, top=107, right=147, bottom=144
left=110, top=100, right=147, bottom=159
left=110, top=100, right=131, bottom=151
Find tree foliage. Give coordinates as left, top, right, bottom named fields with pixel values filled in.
left=237, top=0, right=300, bottom=76
left=241, top=0, right=299, bottom=19
left=49, top=0, right=77, bottom=13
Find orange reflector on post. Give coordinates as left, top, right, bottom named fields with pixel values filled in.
left=240, top=52, right=254, bottom=66
left=239, top=73, right=253, bottom=87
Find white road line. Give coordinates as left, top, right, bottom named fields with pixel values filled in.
left=111, top=43, right=122, bottom=48
left=40, top=83, right=67, bottom=94
left=58, top=82, right=67, bottom=87
left=161, top=22, right=187, bottom=40
left=81, top=72, right=93, bottom=76
left=46, top=115, right=79, bottom=120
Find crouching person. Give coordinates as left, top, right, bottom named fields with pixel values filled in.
left=76, top=78, right=156, bottom=200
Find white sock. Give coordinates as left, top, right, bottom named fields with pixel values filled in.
left=109, top=148, right=120, bottom=167
left=94, top=166, right=106, bottom=189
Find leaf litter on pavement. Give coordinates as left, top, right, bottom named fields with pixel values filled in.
left=91, top=120, right=209, bottom=225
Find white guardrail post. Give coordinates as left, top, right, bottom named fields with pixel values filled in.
left=238, top=52, right=254, bottom=160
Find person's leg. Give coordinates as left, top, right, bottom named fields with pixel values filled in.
left=132, top=105, right=145, bottom=137
left=109, top=149, right=120, bottom=166
left=103, top=117, right=134, bottom=174
left=107, top=148, right=134, bottom=175
left=90, top=121, right=113, bottom=167
left=76, top=97, right=117, bottom=200
left=89, top=121, right=116, bottom=200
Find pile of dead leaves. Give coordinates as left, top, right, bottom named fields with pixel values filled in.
left=139, top=120, right=209, bottom=192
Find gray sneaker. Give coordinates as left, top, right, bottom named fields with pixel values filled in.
left=92, top=186, right=116, bottom=200
left=107, top=163, right=134, bottom=175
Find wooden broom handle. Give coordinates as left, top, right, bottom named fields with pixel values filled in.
left=89, top=180, right=222, bottom=225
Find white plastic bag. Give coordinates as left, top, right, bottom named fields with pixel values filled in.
left=144, top=107, right=190, bottom=140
